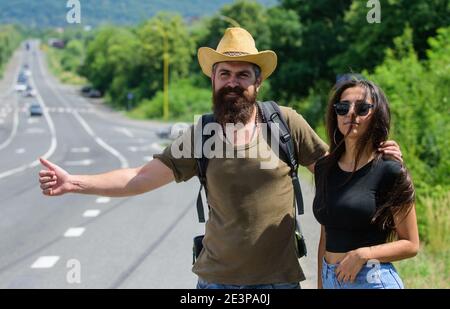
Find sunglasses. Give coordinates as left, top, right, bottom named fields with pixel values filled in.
left=333, top=101, right=374, bottom=116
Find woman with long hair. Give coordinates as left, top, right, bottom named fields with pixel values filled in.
left=314, top=77, right=419, bottom=289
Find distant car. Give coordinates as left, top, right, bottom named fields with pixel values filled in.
left=15, top=74, right=28, bottom=92
left=15, top=83, right=27, bottom=92
left=156, top=126, right=171, bottom=139
left=29, top=103, right=43, bottom=116
left=156, top=123, right=190, bottom=140
left=23, top=85, right=37, bottom=97
left=80, top=85, right=92, bottom=94
left=80, top=85, right=102, bottom=98
left=169, top=122, right=190, bottom=139
left=86, top=89, right=102, bottom=98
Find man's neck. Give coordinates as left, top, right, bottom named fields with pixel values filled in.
left=223, top=105, right=259, bottom=145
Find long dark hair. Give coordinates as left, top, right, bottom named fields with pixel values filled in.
left=317, top=76, right=415, bottom=238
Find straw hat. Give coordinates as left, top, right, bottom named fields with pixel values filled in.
left=198, top=27, right=277, bottom=80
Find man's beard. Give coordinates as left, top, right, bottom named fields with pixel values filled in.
left=212, top=86, right=257, bottom=126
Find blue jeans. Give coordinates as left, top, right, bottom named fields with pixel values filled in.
left=321, top=257, right=404, bottom=289
left=196, top=278, right=301, bottom=289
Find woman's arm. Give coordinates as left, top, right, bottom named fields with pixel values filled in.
left=317, top=225, right=326, bottom=288
left=359, top=205, right=420, bottom=262
left=335, top=205, right=419, bottom=283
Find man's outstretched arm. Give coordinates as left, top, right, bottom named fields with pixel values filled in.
left=39, top=157, right=174, bottom=197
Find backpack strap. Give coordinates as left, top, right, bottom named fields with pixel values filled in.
left=195, top=113, right=215, bottom=223
left=257, top=101, right=305, bottom=215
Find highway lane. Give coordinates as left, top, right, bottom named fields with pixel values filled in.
left=0, top=42, right=320, bottom=288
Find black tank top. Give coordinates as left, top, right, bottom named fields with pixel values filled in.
left=313, top=157, right=402, bottom=253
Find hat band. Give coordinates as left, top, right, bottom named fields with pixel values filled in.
left=222, top=51, right=251, bottom=56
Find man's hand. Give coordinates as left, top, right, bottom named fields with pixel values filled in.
left=39, top=157, right=73, bottom=196
left=378, top=140, right=403, bottom=163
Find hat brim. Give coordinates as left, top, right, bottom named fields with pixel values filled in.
left=198, top=47, right=277, bottom=81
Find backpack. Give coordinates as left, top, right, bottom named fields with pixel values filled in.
left=192, top=101, right=307, bottom=264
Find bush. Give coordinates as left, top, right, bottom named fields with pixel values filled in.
left=128, top=78, right=211, bottom=121
left=366, top=26, right=450, bottom=242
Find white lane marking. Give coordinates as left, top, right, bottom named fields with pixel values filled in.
left=64, top=227, right=85, bottom=237
left=36, top=52, right=129, bottom=169
left=96, top=197, right=111, bottom=204
left=70, top=147, right=90, bottom=153
left=25, top=127, right=45, bottom=134
left=27, top=118, right=39, bottom=124
left=15, top=148, right=25, bottom=154
left=114, top=127, right=134, bottom=138
left=0, top=54, right=22, bottom=151
left=0, top=47, right=58, bottom=180
left=127, top=144, right=153, bottom=152
left=31, top=256, right=60, bottom=269
left=143, top=156, right=153, bottom=162
left=136, top=138, right=148, bottom=144
left=151, top=142, right=165, bottom=152
left=64, top=159, right=93, bottom=166
left=83, top=209, right=101, bottom=217
left=0, top=95, right=19, bottom=151
left=94, top=136, right=129, bottom=168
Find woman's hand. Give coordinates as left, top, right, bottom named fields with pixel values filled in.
left=378, top=140, right=403, bottom=163
left=335, top=247, right=370, bottom=283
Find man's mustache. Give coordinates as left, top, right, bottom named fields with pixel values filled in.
left=219, top=86, right=245, bottom=97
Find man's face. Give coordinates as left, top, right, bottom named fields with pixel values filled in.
left=212, top=61, right=262, bottom=125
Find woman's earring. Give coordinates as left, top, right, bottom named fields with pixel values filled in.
left=334, top=128, right=339, bottom=145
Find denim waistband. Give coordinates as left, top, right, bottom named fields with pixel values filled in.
left=321, top=257, right=404, bottom=289
left=322, top=256, right=392, bottom=268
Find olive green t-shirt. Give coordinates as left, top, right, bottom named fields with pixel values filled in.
left=154, top=106, right=328, bottom=285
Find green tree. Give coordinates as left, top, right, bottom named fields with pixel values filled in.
left=80, top=26, right=118, bottom=93
left=277, top=0, right=353, bottom=98
left=265, top=6, right=303, bottom=101
left=0, top=25, right=21, bottom=76
left=80, top=13, right=195, bottom=109
left=198, top=0, right=271, bottom=51
left=60, top=39, right=84, bottom=72
left=136, top=13, right=195, bottom=99
left=366, top=26, right=450, bottom=238
left=331, top=0, right=450, bottom=74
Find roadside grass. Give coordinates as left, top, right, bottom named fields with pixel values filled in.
left=395, top=245, right=449, bottom=288
left=43, top=44, right=87, bottom=85
left=397, top=191, right=450, bottom=288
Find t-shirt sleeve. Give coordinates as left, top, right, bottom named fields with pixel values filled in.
left=153, top=124, right=198, bottom=183
left=379, top=159, right=403, bottom=194
left=281, top=106, right=329, bottom=166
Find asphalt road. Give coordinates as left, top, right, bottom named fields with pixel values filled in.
left=0, top=42, right=321, bottom=289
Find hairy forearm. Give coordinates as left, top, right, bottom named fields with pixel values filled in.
left=68, top=167, right=143, bottom=197
left=67, top=159, right=174, bottom=197
left=359, top=240, right=419, bottom=263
